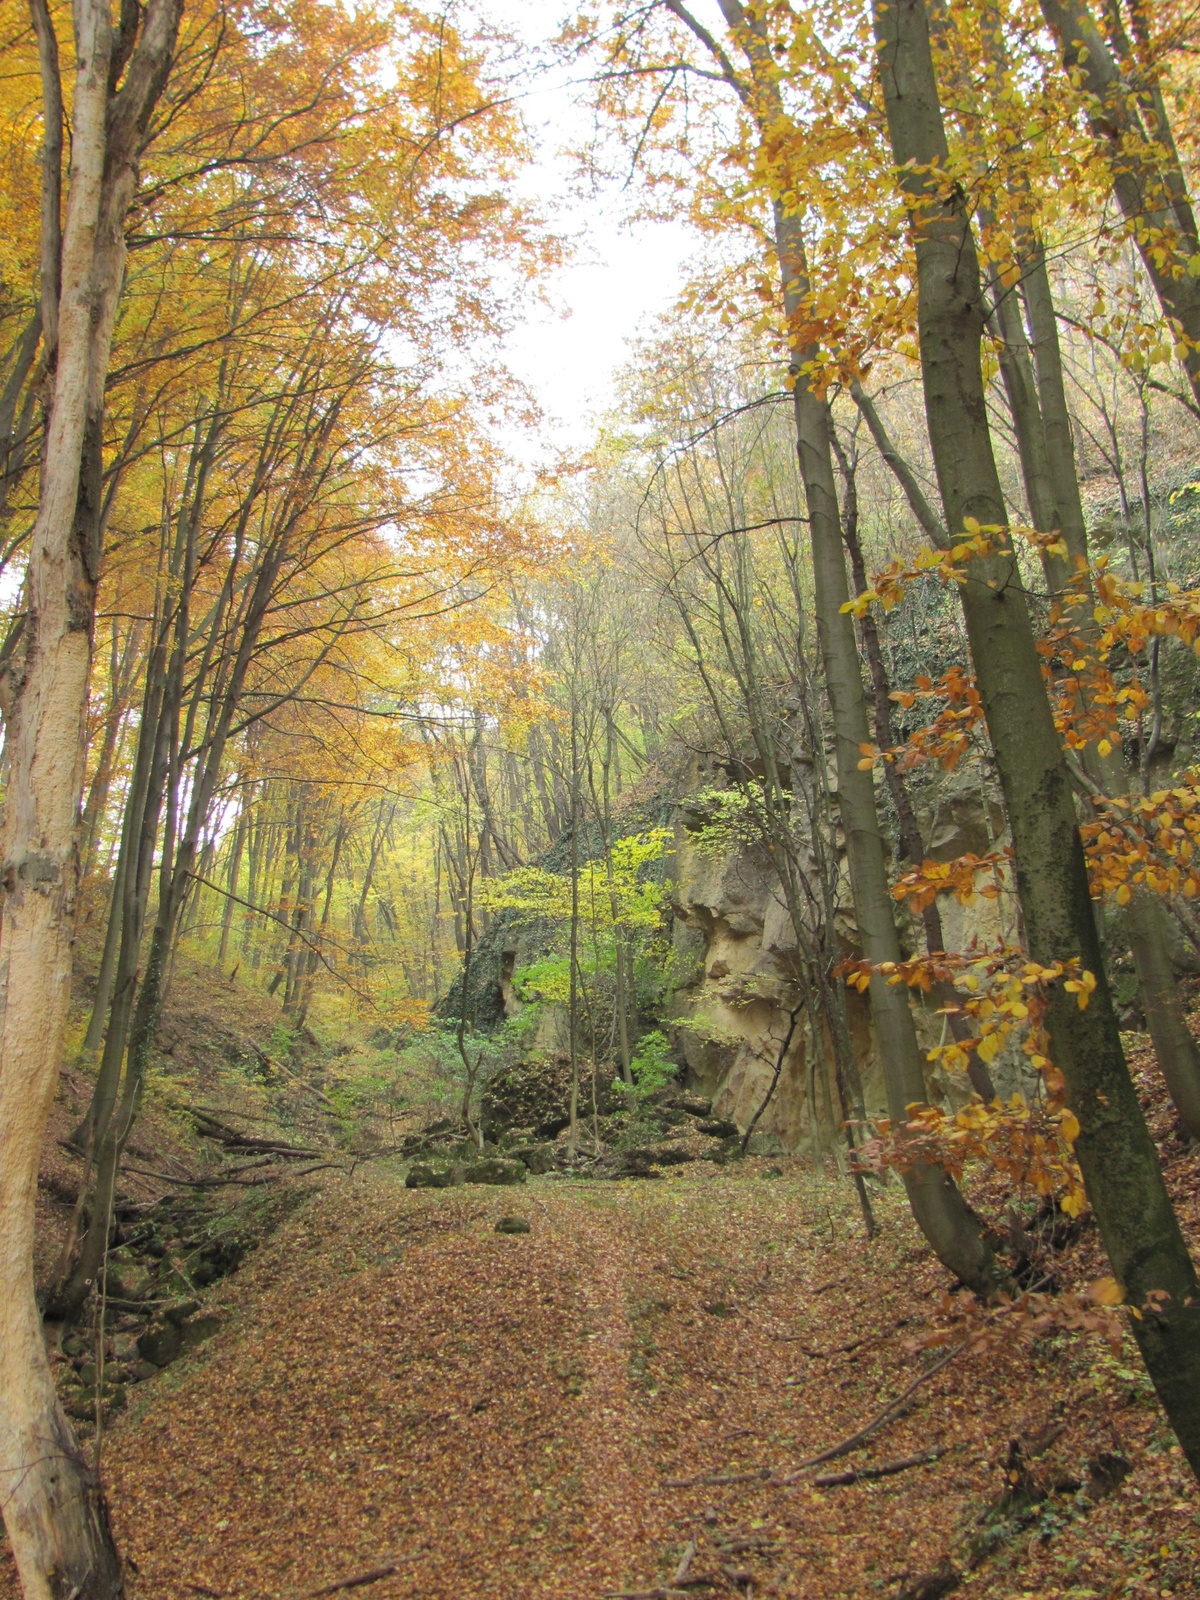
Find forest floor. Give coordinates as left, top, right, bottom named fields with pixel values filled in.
left=11, top=1153, right=1196, bottom=1600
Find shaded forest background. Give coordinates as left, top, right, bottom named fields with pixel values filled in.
left=10, top=0, right=1200, bottom=1593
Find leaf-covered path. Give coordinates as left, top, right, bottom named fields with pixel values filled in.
left=30, top=1166, right=1200, bottom=1597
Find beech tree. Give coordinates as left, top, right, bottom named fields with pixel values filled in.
left=0, top=0, right=184, bottom=1589
left=870, top=0, right=1200, bottom=1472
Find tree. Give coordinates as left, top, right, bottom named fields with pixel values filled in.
left=870, top=0, right=1200, bottom=1474
left=0, top=0, right=184, bottom=1587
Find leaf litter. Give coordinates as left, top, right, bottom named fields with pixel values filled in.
left=4, top=1148, right=1199, bottom=1599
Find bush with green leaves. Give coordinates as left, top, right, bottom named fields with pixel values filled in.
left=616, top=1030, right=677, bottom=1101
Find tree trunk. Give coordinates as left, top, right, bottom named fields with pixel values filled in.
left=710, top=0, right=994, bottom=1291
left=833, top=420, right=997, bottom=1102
left=0, top=0, right=181, bottom=1582
left=873, top=0, right=1200, bottom=1474
left=1039, top=0, right=1200, bottom=410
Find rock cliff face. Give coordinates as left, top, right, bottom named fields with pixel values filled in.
left=482, top=778, right=1018, bottom=1156
left=665, top=822, right=878, bottom=1155
left=665, top=781, right=1018, bottom=1154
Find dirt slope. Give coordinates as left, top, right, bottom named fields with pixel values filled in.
left=6, top=1161, right=1195, bottom=1600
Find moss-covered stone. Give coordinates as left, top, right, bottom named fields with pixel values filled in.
left=181, top=1314, right=224, bottom=1349
left=508, top=1142, right=556, bottom=1175
left=137, top=1322, right=183, bottom=1366
left=463, top=1158, right=526, bottom=1186
left=495, top=1215, right=531, bottom=1234
left=405, top=1162, right=463, bottom=1189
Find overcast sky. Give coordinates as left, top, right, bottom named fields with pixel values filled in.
left=483, top=3, right=712, bottom=466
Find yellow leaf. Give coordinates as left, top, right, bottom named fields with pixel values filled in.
left=976, top=1031, right=1003, bottom=1064
left=1061, top=1110, right=1081, bottom=1143
left=1115, top=883, right=1131, bottom=905
left=1087, top=1275, right=1125, bottom=1306
left=1097, top=738, right=1112, bottom=757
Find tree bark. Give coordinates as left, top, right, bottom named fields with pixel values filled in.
left=873, top=0, right=1200, bottom=1474
left=708, top=0, right=994, bottom=1291
left=0, top=0, right=182, bottom=1584
left=833, top=422, right=997, bottom=1102
left=1038, top=0, right=1200, bottom=411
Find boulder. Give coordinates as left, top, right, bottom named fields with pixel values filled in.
left=495, top=1215, right=531, bottom=1234
left=697, top=1117, right=739, bottom=1139
left=137, top=1322, right=182, bottom=1367
left=463, top=1158, right=526, bottom=1187
left=405, top=1162, right=463, bottom=1189
left=180, top=1314, right=224, bottom=1349
left=162, top=1298, right=200, bottom=1327
left=611, top=1142, right=697, bottom=1178
left=508, top=1142, right=555, bottom=1175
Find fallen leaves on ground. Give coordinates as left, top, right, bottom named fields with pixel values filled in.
left=4, top=1153, right=1196, bottom=1599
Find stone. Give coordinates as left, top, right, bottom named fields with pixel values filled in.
left=131, top=1360, right=160, bottom=1383
left=162, top=1297, right=201, bottom=1326
left=508, top=1142, right=555, bottom=1175
left=612, top=1142, right=697, bottom=1178
left=463, top=1158, right=526, bottom=1186
left=180, top=1314, right=224, bottom=1349
left=61, top=1334, right=85, bottom=1358
left=117, top=1266, right=155, bottom=1300
left=67, top=1383, right=126, bottom=1418
left=697, top=1117, right=739, bottom=1139
left=495, top=1215, right=531, bottom=1234
left=405, top=1162, right=462, bottom=1189
left=666, top=1092, right=713, bottom=1118
left=137, top=1322, right=183, bottom=1367
left=762, top=1165, right=784, bottom=1180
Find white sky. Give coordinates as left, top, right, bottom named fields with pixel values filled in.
left=481, top=2, right=713, bottom=466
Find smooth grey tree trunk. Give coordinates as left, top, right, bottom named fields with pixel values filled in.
left=873, top=0, right=1200, bottom=1476
left=702, top=0, right=995, bottom=1290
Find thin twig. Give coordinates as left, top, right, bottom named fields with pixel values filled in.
left=773, top=1350, right=959, bottom=1483
left=663, top=1467, right=772, bottom=1490
left=300, top=1556, right=421, bottom=1597
left=674, top=1536, right=698, bottom=1585
left=662, top=1350, right=959, bottom=1491
left=813, top=1445, right=948, bottom=1488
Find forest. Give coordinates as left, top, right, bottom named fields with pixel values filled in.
left=5, top=0, right=1200, bottom=1595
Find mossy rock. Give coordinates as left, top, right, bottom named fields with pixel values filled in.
left=482, top=1053, right=620, bottom=1139
left=181, top=1314, right=224, bottom=1349
left=508, top=1143, right=556, bottom=1175
left=697, top=1117, right=739, bottom=1139
left=463, top=1158, right=526, bottom=1187
left=162, top=1298, right=201, bottom=1327
left=495, top=1215, right=531, bottom=1234
left=66, top=1383, right=126, bottom=1420
left=406, top=1162, right=463, bottom=1189
left=137, top=1322, right=183, bottom=1366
